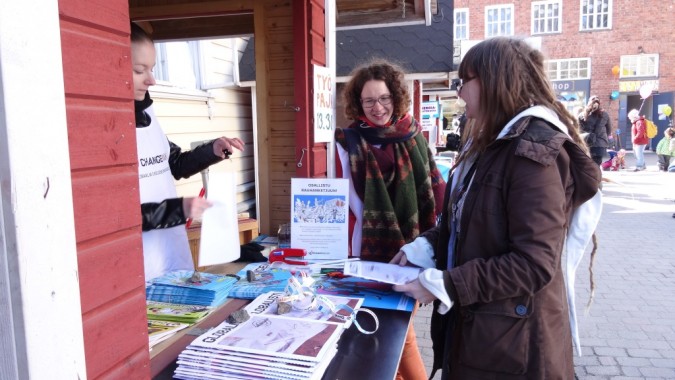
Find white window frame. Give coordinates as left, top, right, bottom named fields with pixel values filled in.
left=546, top=58, right=591, bottom=81
left=532, top=0, right=562, bottom=35
left=619, top=54, right=659, bottom=78
left=454, top=8, right=469, bottom=41
left=485, top=4, right=514, bottom=38
left=579, top=0, right=612, bottom=31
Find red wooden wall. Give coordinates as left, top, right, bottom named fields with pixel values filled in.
left=59, top=0, right=150, bottom=378
left=293, top=0, right=327, bottom=178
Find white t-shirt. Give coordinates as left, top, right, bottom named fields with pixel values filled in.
left=137, top=105, right=193, bottom=281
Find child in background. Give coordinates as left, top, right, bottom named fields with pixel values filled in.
left=656, top=128, right=675, bottom=171
left=601, top=149, right=626, bottom=171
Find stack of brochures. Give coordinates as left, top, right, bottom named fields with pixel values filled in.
left=148, top=320, right=189, bottom=350
left=146, top=270, right=238, bottom=307
left=174, top=291, right=363, bottom=380
left=228, top=262, right=417, bottom=311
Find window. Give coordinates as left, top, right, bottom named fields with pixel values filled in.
left=546, top=58, right=591, bottom=80
left=485, top=4, right=514, bottom=38
left=454, top=8, right=469, bottom=40
left=154, top=41, right=203, bottom=90
left=580, top=0, right=612, bottom=31
left=619, top=54, right=659, bottom=78
left=532, top=1, right=562, bottom=35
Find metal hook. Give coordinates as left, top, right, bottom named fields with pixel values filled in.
left=297, top=148, right=307, bottom=168
left=284, top=100, right=300, bottom=112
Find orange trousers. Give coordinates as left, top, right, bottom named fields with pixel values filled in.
left=396, top=304, right=427, bottom=380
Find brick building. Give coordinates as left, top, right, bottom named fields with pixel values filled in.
left=452, top=0, right=675, bottom=149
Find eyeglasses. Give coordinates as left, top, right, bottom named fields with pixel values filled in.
left=361, top=94, right=393, bottom=108
left=457, top=77, right=477, bottom=93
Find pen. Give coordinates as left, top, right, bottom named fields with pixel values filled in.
left=185, top=187, right=206, bottom=229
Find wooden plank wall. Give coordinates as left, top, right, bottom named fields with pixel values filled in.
left=254, top=0, right=295, bottom=234
left=58, top=0, right=150, bottom=378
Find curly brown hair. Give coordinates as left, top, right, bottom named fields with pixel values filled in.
left=342, top=59, right=411, bottom=121
left=458, top=37, right=586, bottom=154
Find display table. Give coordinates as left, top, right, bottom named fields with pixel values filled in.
left=149, top=263, right=413, bottom=380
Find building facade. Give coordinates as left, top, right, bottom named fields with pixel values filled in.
left=453, top=0, right=675, bottom=149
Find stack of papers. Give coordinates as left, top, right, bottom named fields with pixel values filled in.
left=148, top=320, right=190, bottom=350
left=174, top=291, right=360, bottom=380
left=147, top=301, right=213, bottom=324
left=146, top=270, right=238, bottom=307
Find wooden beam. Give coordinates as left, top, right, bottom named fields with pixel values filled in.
left=148, top=15, right=254, bottom=41
left=130, top=0, right=252, bottom=21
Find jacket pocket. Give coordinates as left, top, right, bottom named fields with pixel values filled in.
left=458, top=296, right=533, bottom=375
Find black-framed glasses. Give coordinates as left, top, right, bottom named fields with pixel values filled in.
left=457, top=77, right=477, bottom=93
left=361, top=94, right=393, bottom=108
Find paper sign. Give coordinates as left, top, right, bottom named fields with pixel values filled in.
left=198, top=171, right=240, bottom=266
left=313, top=65, right=336, bottom=143
left=290, top=178, right=349, bottom=261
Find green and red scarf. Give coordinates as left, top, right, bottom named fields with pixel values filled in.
left=335, top=114, right=446, bottom=262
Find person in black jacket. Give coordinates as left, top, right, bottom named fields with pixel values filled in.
left=579, top=95, right=612, bottom=165
left=131, top=23, right=244, bottom=280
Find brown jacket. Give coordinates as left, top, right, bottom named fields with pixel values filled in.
left=423, top=117, right=601, bottom=379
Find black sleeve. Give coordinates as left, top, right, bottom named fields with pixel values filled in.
left=140, top=198, right=187, bottom=231
left=168, top=140, right=223, bottom=180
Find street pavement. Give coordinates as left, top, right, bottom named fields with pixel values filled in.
left=414, top=150, right=675, bottom=379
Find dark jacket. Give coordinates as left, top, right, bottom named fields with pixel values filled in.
left=580, top=109, right=611, bottom=148
left=422, top=117, right=601, bottom=379
left=136, top=92, right=222, bottom=231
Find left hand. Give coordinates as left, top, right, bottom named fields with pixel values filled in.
left=393, top=279, right=437, bottom=304
left=213, top=137, right=245, bottom=159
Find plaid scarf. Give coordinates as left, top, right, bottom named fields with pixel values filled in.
left=335, top=114, right=445, bottom=262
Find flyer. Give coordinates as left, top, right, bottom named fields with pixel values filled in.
left=290, top=178, right=349, bottom=261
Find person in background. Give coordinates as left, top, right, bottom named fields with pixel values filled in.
left=601, top=149, right=627, bottom=171
left=628, top=109, right=648, bottom=171
left=391, top=37, right=601, bottom=379
left=578, top=95, right=612, bottom=165
left=655, top=127, right=675, bottom=171
left=335, top=59, right=446, bottom=380
left=131, top=23, right=244, bottom=281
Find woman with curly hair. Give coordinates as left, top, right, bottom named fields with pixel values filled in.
left=335, top=59, right=446, bottom=380
left=392, top=37, right=602, bottom=379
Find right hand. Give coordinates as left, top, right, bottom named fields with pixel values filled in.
left=183, top=197, right=213, bottom=220
left=389, top=250, right=409, bottom=266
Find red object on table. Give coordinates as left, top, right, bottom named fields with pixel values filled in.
left=185, top=187, right=206, bottom=229
left=268, top=248, right=308, bottom=265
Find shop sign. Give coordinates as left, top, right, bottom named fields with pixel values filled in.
left=619, top=79, right=659, bottom=93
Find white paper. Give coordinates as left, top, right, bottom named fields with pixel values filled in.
left=343, top=261, right=422, bottom=285
left=290, top=178, right=349, bottom=261
left=198, top=171, right=240, bottom=266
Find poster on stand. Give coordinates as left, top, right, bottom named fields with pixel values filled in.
left=290, top=178, right=349, bottom=261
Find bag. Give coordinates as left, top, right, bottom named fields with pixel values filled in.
left=646, top=119, right=658, bottom=138
left=583, top=132, right=596, bottom=146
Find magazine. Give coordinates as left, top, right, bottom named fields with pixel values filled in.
left=245, top=291, right=364, bottom=328
left=146, top=301, right=212, bottom=324
left=148, top=320, right=189, bottom=349
left=190, top=315, right=341, bottom=362
left=343, top=260, right=422, bottom=285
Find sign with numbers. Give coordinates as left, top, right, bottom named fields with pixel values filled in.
left=313, top=65, right=336, bottom=143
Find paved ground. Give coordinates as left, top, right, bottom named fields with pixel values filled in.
left=414, top=150, right=675, bottom=379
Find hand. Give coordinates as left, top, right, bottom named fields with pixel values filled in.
left=183, top=197, right=213, bottom=220
left=389, top=250, right=409, bottom=266
left=213, top=137, right=245, bottom=159
left=393, top=279, right=437, bottom=304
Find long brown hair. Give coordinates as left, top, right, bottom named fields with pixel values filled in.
left=458, top=37, right=585, bottom=155
left=342, top=59, right=411, bottom=121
